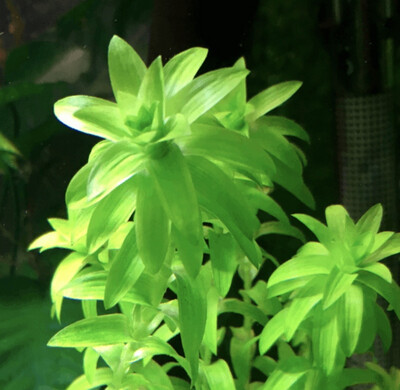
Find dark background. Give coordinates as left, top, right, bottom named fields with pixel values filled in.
left=0, top=0, right=399, bottom=388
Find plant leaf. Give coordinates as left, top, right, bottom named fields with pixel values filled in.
left=179, top=124, right=276, bottom=178
left=259, top=308, right=288, bottom=355
left=246, top=81, right=302, bottom=121
left=257, top=221, right=305, bottom=242
left=83, top=347, right=99, bottom=385
left=202, top=286, right=219, bottom=354
left=209, top=231, right=238, bottom=297
left=54, top=95, right=129, bottom=141
left=135, top=173, right=170, bottom=273
left=167, top=67, right=249, bottom=123
left=48, top=314, right=133, bottom=347
left=374, top=303, right=392, bottom=352
left=202, top=359, right=236, bottom=390
left=86, top=178, right=136, bottom=253
left=66, top=368, right=113, bottom=390
left=360, top=233, right=400, bottom=266
left=104, top=224, right=145, bottom=308
left=292, top=214, right=330, bottom=245
left=108, top=35, right=146, bottom=103
left=356, top=203, right=383, bottom=235
left=175, top=270, right=207, bottom=382
left=338, top=284, right=363, bottom=356
left=164, top=47, right=208, bottom=97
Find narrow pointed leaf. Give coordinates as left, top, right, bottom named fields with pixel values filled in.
left=220, top=299, right=268, bottom=325
left=66, top=368, right=113, bottom=390
left=338, top=284, right=363, bottom=356
left=138, top=56, right=165, bottom=115
left=48, top=314, right=133, bottom=347
left=374, top=303, right=392, bottom=352
left=179, top=124, right=276, bottom=178
left=164, top=47, right=208, bottom=96
left=360, top=233, right=400, bottom=266
left=175, top=271, right=207, bottom=381
left=83, top=347, right=100, bottom=385
left=147, top=143, right=202, bottom=247
left=86, top=178, right=136, bottom=253
left=209, top=231, right=238, bottom=297
left=247, top=81, right=302, bottom=121
left=203, top=286, right=219, bottom=354
left=363, top=262, right=392, bottom=284
left=87, top=141, right=143, bottom=201
left=54, top=96, right=128, bottom=141
left=202, top=360, right=236, bottom=390
left=167, top=67, right=249, bottom=123
left=356, top=203, right=383, bottom=235
left=108, top=35, right=146, bottom=103
left=259, top=308, right=288, bottom=354
left=292, top=214, right=330, bottom=244
left=104, top=224, right=145, bottom=308
left=257, top=221, right=305, bottom=242
left=28, top=231, right=70, bottom=252
left=136, top=174, right=170, bottom=273
left=322, top=267, right=357, bottom=309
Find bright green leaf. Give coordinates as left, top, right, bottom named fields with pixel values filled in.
left=259, top=308, right=288, bottom=355
left=356, top=203, right=383, bottom=235
left=48, top=314, right=133, bottom=347
left=83, top=347, right=99, bottom=385
left=202, top=359, right=236, bottom=390
left=66, top=368, right=113, bottom=390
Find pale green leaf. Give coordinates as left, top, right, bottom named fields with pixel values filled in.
left=356, top=203, right=383, bottom=235
left=209, top=231, right=237, bottom=297
left=246, top=81, right=302, bottom=121
left=322, top=267, right=358, bottom=309
left=257, top=221, right=305, bottom=242
left=175, top=270, right=207, bottom=381
left=54, top=95, right=129, bottom=141
left=138, top=56, right=165, bottom=116
left=87, top=141, right=143, bottom=201
left=28, top=231, right=70, bottom=252
left=66, top=368, right=113, bottom=390
left=167, top=67, right=249, bottom=123
left=362, top=262, right=392, bottom=284
left=325, top=204, right=352, bottom=241
left=104, top=224, right=145, bottom=308
left=147, top=142, right=202, bottom=248
left=179, top=124, right=276, bottom=178
left=260, top=356, right=310, bottom=390
left=164, top=47, right=208, bottom=96
left=267, top=256, right=331, bottom=292
left=187, top=155, right=261, bottom=266
left=203, top=287, right=219, bottom=354
left=202, top=359, right=236, bottom=390
left=83, top=347, right=99, bottom=385
left=338, top=284, right=364, bottom=356
left=135, top=173, right=170, bottom=273
left=108, top=35, right=146, bottom=103
left=292, top=214, right=330, bottom=244
left=360, top=233, right=400, bottom=266
left=259, top=308, right=288, bottom=355
left=86, top=178, right=136, bottom=253
left=48, top=314, right=133, bottom=347
left=253, top=116, right=309, bottom=143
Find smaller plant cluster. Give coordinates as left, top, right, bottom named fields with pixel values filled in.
left=30, top=36, right=400, bottom=390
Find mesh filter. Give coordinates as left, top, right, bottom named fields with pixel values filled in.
left=336, top=93, right=399, bottom=387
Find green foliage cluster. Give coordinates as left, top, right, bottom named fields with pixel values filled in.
left=30, top=36, right=400, bottom=390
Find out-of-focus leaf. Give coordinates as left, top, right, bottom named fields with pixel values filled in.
left=83, top=347, right=99, bottom=385
left=203, top=286, right=219, bottom=354
left=66, top=368, right=113, bottom=390
left=86, top=177, right=136, bottom=253
left=167, top=67, right=249, bottom=123
left=374, top=304, right=392, bottom=352
left=164, top=47, right=208, bottom=97
left=54, top=95, right=129, bottom=141
left=202, top=359, right=236, bottom=390
left=104, top=224, right=145, bottom=309
left=246, top=81, right=302, bottom=121
left=48, top=314, right=133, bottom=347
left=108, top=35, right=146, bottom=105
left=175, top=270, right=207, bottom=381
left=257, top=221, right=305, bottom=242
left=135, top=173, right=170, bottom=273
left=209, top=231, right=237, bottom=297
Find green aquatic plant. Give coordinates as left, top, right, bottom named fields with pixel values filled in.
left=30, top=35, right=400, bottom=390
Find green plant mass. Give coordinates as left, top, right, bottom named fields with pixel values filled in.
left=29, top=35, right=400, bottom=389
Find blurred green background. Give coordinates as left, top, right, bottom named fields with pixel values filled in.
left=0, top=0, right=399, bottom=388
